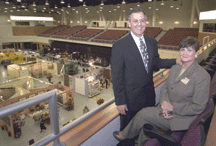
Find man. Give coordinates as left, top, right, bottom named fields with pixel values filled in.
left=111, top=8, right=180, bottom=145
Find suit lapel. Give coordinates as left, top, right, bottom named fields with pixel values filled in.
left=172, top=61, right=198, bottom=85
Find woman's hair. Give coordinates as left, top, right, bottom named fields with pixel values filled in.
left=179, top=36, right=199, bottom=52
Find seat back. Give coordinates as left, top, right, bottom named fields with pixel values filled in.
left=144, top=98, right=214, bottom=146
left=180, top=98, right=214, bottom=145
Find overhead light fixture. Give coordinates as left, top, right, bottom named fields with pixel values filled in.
left=148, top=0, right=152, bottom=1
left=123, top=9, right=125, bottom=12
left=54, top=4, right=58, bottom=9
left=170, top=4, right=174, bottom=8
left=161, top=0, right=164, bottom=5
left=83, top=2, right=86, bottom=7
left=51, top=9, right=54, bottom=12
left=109, top=10, right=111, bottom=13
left=12, top=5, right=16, bottom=9
left=137, top=2, right=140, bottom=7
left=156, top=8, right=159, bottom=10
left=149, top=5, right=152, bottom=9
left=122, top=0, right=126, bottom=4
left=33, top=2, right=36, bottom=7
left=72, top=8, right=75, bottom=11
left=176, top=7, right=179, bottom=9
left=17, top=0, right=21, bottom=2
left=101, top=0, right=104, bottom=6
left=79, top=0, right=83, bottom=2
left=43, top=6, right=46, bottom=10
left=67, top=3, right=71, bottom=7
left=61, top=0, right=65, bottom=4
left=114, top=8, right=116, bottom=11
left=117, top=5, right=120, bottom=8
left=97, top=11, right=99, bottom=13
left=45, top=0, right=49, bottom=6
left=33, top=8, right=36, bottom=10
left=21, top=5, right=25, bottom=8
left=130, top=7, right=133, bottom=10
left=5, top=0, right=9, bottom=4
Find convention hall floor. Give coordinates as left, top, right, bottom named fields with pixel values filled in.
left=0, top=63, right=114, bottom=146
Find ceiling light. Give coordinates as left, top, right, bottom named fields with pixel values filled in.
left=17, top=0, right=21, bottom=2
left=25, top=9, right=28, bottom=11
left=100, top=6, right=103, bottom=9
left=122, top=0, right=126, bottom=4
left=5, top=8, right=8, bottom=9
left=34, top=11, right=36, bottom=13
left=61, top=8, right=64, bottom=11
left=109, top=10, right=111, bottom=13
left=66, top=11, right=69, bottom=14
left=161, top=0, right=164, bottom=5
left=43, top=6, right=46, bottom=10
left=68, top=3, right=71, bottom=7
left=137, top=2, right=140, bottom=7
left=117, top=5, right=120, bottom=8
left=33, top=2, right=36, bottom=7
left=149, top=5, right=151, bottom=9
left=45, top=0, right=49, bottom=5
left=5, top=0, right=9, bottom=4
left=97, top=11, right=99, bottom=13
left=114, top=8, right=116, bottom=11
left=170, top=4, right=173, bottom=8
left=72, top=8, right=75, bottom=11
left=61, top=0, right=65, bottom=4
left=10, top=10, right=13, bottom=12
left=85, top=7, right=88, bottom=10
left=123, top=9, right=125, bottom=12
left=17, top=9, right=20, bottom=11
left=79, top=0, right=83, bottom=2
left=12, top=5, right=16, bottom=9
left=54, top=4, right=58, bottom=9
left=83, top=2, right=86, bottom=7
left=51, top=9, right=54, bottom=12
left=176, top=7, right=179, bottom=9
left=148, top=0, right=152, bottom=1
left=33, top=8, right=36, bottom=10
left=21, top=5, right=25, bottom=8
left=130, top=7, right=133, bottom=10
left=101, top=1, right=104, bottom=6
left=156, top=8, right=159, bottom=10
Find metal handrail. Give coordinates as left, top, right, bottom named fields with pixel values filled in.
left=0, top=88, right=115, bottom=146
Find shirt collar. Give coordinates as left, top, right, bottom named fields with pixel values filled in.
left=130, top=31, right=145, bottom=46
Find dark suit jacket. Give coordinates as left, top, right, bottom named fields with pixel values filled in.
left=111, top=33, right=176, bottom=111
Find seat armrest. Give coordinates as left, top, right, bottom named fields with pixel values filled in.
left=143, top=124, right=180, bottom=146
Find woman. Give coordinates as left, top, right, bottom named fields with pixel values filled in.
left=113, top=37, right=210, bottom=146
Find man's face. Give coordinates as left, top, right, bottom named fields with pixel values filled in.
left=128, top=12, right=146, bottom=38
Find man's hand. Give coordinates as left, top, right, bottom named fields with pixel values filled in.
left=176, top=59, right=183, bottom=65
left=117, top=104, right=128, bottom=115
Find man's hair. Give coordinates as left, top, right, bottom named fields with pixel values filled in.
left=179, top=36, right=199, bottom=52
left=128, top=7, right=147, bottom=21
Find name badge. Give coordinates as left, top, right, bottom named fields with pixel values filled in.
left=181, top=77, right=190, bottom=85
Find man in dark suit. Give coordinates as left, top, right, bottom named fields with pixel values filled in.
left=111, top=8, right=180, bottom=145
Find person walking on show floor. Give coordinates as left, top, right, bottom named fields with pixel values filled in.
left=39, top=116, right=46, bottom=133
left=111, top=7, right=181, bottom=146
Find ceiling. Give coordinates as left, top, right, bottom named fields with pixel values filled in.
left=1, top=0, right=177, bottom=8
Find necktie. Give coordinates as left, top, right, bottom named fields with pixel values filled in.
left=140, top=38, right=149, bottom=73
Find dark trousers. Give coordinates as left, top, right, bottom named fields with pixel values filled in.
left=117, top=110, right=139, bottom=146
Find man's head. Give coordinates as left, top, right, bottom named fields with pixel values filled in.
left=128, top=8, right=147, bottom=38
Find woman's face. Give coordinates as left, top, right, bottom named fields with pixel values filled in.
left=180, top=47, right=198, bottom=64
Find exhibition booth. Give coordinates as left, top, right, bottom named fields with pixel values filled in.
left=7, top=59, right=58, bottom=78
left=73, top=67, right=112, bottom=98
left=0, top=77, right=74, bottom=139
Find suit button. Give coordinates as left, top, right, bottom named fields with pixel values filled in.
left=171, top=87, right=173, bottom=89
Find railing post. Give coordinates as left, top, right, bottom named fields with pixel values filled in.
left=49, top=90, right=65, bottom=146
